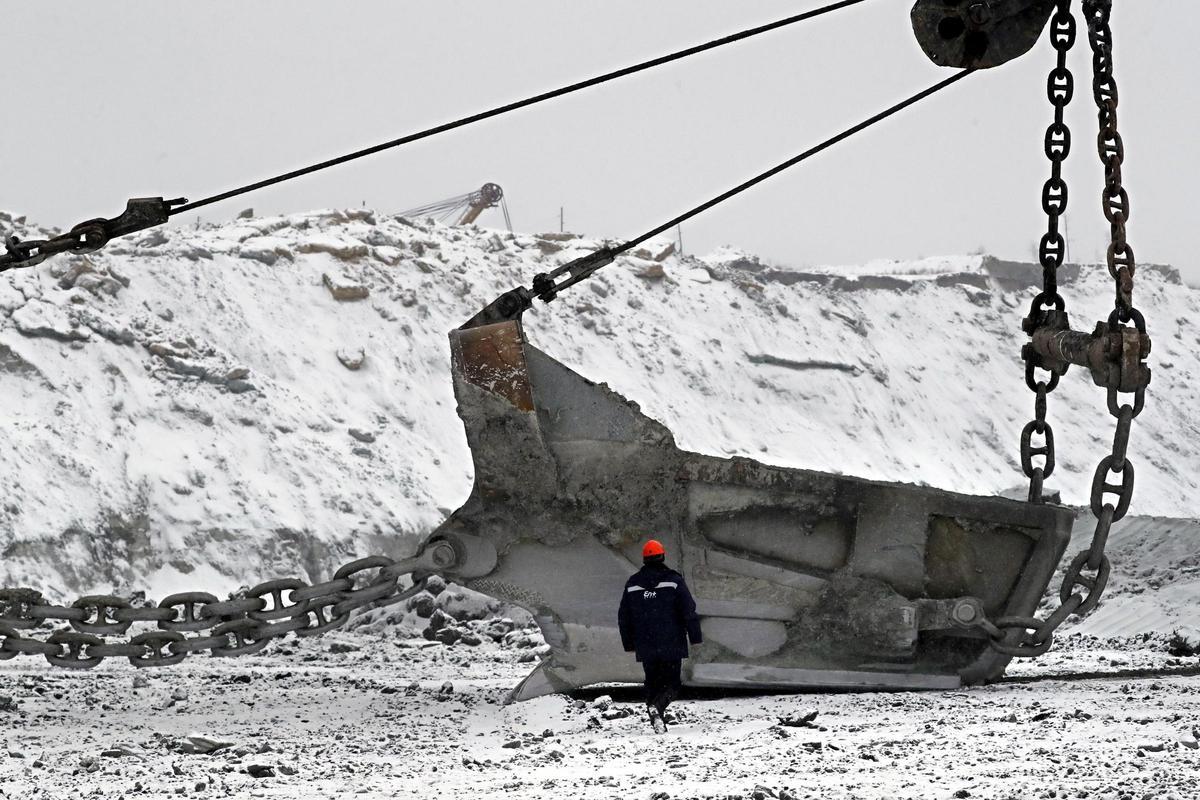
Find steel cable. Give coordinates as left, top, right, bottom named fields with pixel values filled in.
left=540, top=68, right=975, bottom=296
left=169, top=0, right=873, bottom=216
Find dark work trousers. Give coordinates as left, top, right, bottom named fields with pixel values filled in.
left=642, top=659, right=682, bottom=715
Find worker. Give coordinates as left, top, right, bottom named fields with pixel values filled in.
left=617, top=539, right=703, bottom=733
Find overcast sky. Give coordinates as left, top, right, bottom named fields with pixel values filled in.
left=3, top=1, right=1195, bottom=278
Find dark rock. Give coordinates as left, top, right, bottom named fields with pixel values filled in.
left=778, top=711, right=819, bottom=729
left=434, top=627, right=463, bottom=646
left=1168, top=631, right=1197, bottom=658
left=406, top=592, right=437, bottom=618
left=427, top=609, right=452, bottom=632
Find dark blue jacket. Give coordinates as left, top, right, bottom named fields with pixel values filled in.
left=617, top=563, right=703, bottom=662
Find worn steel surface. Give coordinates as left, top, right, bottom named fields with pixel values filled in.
left=424, top=320, right=1075, bottom=701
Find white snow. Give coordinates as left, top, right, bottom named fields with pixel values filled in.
left=2, top=209, right=1199, bottom=800
left=1, top=629, right=1197, bottom=800
left=0, top=208, right=1196, bottom=612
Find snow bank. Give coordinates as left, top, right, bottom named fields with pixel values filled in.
left=0, top=209, right=1195, bottom=605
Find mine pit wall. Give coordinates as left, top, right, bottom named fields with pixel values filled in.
left=0, top=207, right=1192, bottom=613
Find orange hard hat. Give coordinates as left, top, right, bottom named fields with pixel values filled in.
left=642, top=539, right=665, bottom=558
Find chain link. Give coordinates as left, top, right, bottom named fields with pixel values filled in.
left=1020, top=0, right=1075, bottom=505
left=2, top=224, right=110, bottom=272
left=0, top=554, right=429, bottom=670
left=996, top=0, right=1147, bottom=658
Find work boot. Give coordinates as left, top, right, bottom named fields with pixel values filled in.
left=655, top=701, right=671, bottom=731
left=647, top=705, right=666, bottom=735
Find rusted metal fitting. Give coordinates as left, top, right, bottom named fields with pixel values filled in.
left=420, top=533, right=498, bottom=580
left=427, top=541, right=460, bottom=571
left=1, top=197, right=186, bottom=272
left=1026, top=320, right=1151, bottom=393
left=916, top=597, right=986, bottom=631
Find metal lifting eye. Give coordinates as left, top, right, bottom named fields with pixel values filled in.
left=938, top=16, right=966, bottom=40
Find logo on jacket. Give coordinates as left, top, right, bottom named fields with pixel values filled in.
left=643, top=590, right=657, bottom=600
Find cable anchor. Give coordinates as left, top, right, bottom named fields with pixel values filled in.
left=461, top=247, right=619, bottom=330
left=1, top=197, right=186, bottom=272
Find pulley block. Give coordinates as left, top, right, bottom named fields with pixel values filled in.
left=911, top=0, right=1057, bottom=68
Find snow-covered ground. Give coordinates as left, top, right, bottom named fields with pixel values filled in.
left=0, top=209, right=1196, bottom=602
left=2, top=629, right=1198, bottom=800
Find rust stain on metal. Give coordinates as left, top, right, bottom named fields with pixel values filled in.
left=451, top=320, right=535, bottom=412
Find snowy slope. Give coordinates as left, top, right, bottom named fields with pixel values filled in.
left=0, top=208, right=1196, bottom=603
left=1067, top=516, right=1200, bottom=639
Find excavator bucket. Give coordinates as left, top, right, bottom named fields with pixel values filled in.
left=423, top=319, right=1074, bottom=701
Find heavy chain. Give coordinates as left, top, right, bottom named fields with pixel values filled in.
left=993, top=0, right=1146, bottom=658
left=1085, top=0, right=1138, bottom=324
left=2, top=226, right=107, bottom=272
left=0, top=555, right=429, bottom=669
left=1019, top=0, right=1075, bottom=508
left=0, top=198, right=184, bottom=273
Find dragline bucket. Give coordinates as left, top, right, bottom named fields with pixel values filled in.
left=419, top=317, right=1073, bottom=701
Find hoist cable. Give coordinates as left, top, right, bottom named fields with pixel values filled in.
left=623, top=69, right=974, bottom=251
left=539, top=68, right=975, bottom=296
left=399, top=192, right=475, bottom=218
left=168, top=0, right=872, bottom=217
left=501, top=198, right=514, bottom=233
